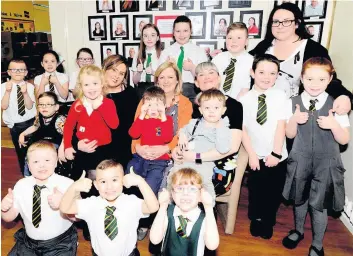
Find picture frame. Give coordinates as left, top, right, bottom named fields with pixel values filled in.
left=133, top=15, right=153, bottom=40
left=240, top=10, right=263, bottom=39
left=200, top=0, right=222, bottom=10
left=196, top=41, right=218, bottom=60
left=305, top=21, right=324, bottom=44
left=302, top=0, right=328, bottom=19
left=88, top=16, right=107, bottom=41
left=122, top=43, right=140, bottom=59
left=146, top=0, right=166, bottom=11
left=274, top=0, right=299, bottom=7
left=185, top=12, right=206, bottom=39
left=110, top=15, right=129, bottom=40
left=120, top=0, right=139, bottom=12
left=172, top=0, right=194, bottom=10
left=100, top=43, right=119, bottom=64
left=96, top=0, right=115, bottom=13
left=154, top=15, right=179, bottom=38
left=228, top=0, right=252, bottom=8
left=210, top=12, right=234, bottom=39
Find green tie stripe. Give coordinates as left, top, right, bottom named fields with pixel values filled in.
left=176, top=215, right=189, bottom=238
left=223, top=58, right=236, bottom=93
left=256, top=94, right=267, bottom=125
left=177, top=46, right=184, bottom=73
left=309, top=99, right=317, bottom=112
left=104, top=206, right=118, bottom=240
left=32, top=185, right=46, bottom=228
left=17, top=85, right=25, bottom=116
left=145, top=53, right=152, bottom=82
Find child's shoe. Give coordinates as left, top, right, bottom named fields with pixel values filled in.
left=260, top=223, right=273, bottom=239
left=250, top=220, right=262, bottom=237
left=308, top=245, right=324, bottom=256
left=282, top=230, right=304, bottom=249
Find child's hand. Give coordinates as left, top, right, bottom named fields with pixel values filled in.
left=49, top=74, right=59, bottom=84
left=167, top=56, right=176, bottom=64
left=200, top=188, right=213, bottom=209
left=137, top=59, right=144, bottom=73
left=5, top=81, right=12, bottom=92
left=18, top=133, right=27, bottom=148
left=178, top=132, right=189, bottom=151
left=139, top=102, right=150, bottom=119
left=20, top=82, right=28, bottom=94
left=249, top=154, right=260, bottom=171
left=317, top=109, right=337, bottom=130
left=123, top=167, right=142, bottom=188
left=145, top=63, right=153, bottom=75
left=1, top=188, right=14, bottom=212
left=40, top=75, right=50, bottom=86
left=58, top=143, right=66, bottom=163
left=183, top=58, right=194, bottom=71
left=210, top=49, right=222, bottom=58
left=157, top=101, right=166, bottom=120
left=158, top=188, right=170, bottom=209
left=64, top=147, right=76, bottom=160
left=293, top=104, right=309, bottom=124
left=74, top=171, right=92, bottom=193
left=92, top=95, right=103, bottom=110
left=265, top=154, right=279, bottom=168
left=47, top=187, right=63, bottom=210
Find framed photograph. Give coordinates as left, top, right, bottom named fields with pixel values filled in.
left=100, top=43, right=119, bottom=64
left=120, top=0, right=139, bottom=12
left=154, top=15, right=179, bottom=38
left=133, top=15, right=153, bottom=40
left=240, top=10, right=263, bottom=39
left=172, top=0, right=194, bottom=10
left=88, top=16, right=107, bottom=41
left=146, top=0, right=166, bottom=11
left=211, top=12, right=234, bottom=39
left=110, top=15, right=129, bottom=40
left=305, top=21, right=323, bottom=44
left=185, top=12, right=206, bottom=39
left=196, top=41, right=217, bottom=59
left=96, top=0, right=115, bottom=13
left=228, top=0, right=252, bottom=8
left=274, top=0, right=299, bottom=7
left=200, top=0, right=221, bottom=10
left=302, top=0, right=328, bottom=19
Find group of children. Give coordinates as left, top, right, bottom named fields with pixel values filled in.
left=1, top=13, right=350, bottom=256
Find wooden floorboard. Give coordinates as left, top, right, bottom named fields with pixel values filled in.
left=1, top=129, right=353, bottom=255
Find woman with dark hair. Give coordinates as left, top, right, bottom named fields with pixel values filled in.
left=215, top=18, right=227, bottom=36
left=92, top=22, right=104, bottom=37
left=248, top=17, right=259, bottom=34
left=249, top=2, right=352, bottom=113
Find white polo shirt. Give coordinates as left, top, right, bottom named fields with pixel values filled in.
left=159, top=41, right=208, bottom=83
left=68, top=70, right=79, bottom=102
left=240, top=87, right=289, bottom=161
left=76, top=194, right=149, bottom=256
left=212, top=51, right=254, bottom=99
left=1, top=81, right=37, bottom=128
left=12, top=173, right=74, bottom=240
left=34, top=71, right=69, bottom=102
left=131, top=49, right=160, bottom=83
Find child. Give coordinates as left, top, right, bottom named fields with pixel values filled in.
left=68, top=48, right=94, bottom=102
left=282, top=57, right=350, bottom=256
left=64, top=65, right=119, bottom=182
left=150, top=168, right=219, bottom=256
left=212, top=22, right=254, bottom=100
left=1, top=140, right=77, bottom=255
left=171, top=89, right=232, bottom=204
left=60, top=159, right=159, bottom=256
left=132, top=24, right=162, bottom=100
left=127, top=86, right=173, bottom=195
left=1, top=58, right=37, bottom=175
left=34, top=50, right=69, bottom=102
left=239, top=54, right=288, bottom=239
left=158, top=15, right=208, bottom=103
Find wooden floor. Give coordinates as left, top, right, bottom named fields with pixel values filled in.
left=1, top=127, right=353, bottom=255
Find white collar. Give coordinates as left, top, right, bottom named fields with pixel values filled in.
left=302, top=90, right=328, bottom=103
left=82, top=96, right=94, bottom=115
left=226, top=50, right=246, bottom=59
left=146, top=48, right=156, bottom=54
left=11, top=80, right=25, bottom=87
left=28, top=173, right=57, bottom=193
left=173, top=205, right=201, bottom=223
left=175, top=41, right=190, bottom=48
left=251, top=86, right=274, bottom=97
left=45, top=71, right=58, bottom=78
left=96, top=194, right=125, bottom=210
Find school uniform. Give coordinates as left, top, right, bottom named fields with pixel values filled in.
left=9, top=174, right=77, bottom=255
left=67, top=70, right=79, bottom=102
left=239, top=87, right=289, bottom=227
left=212, top=51, right=254, bottom=99
left=1, top=81, right=36, bottom=174
left=131, top=49, right=159, bottom=100
left=162, top=204, right=205, bottom=256
left=76, top=194, right=149, bottom=256
left=159, top=42, right=208, bottom=102
left=34, top=71, right=69, bottom=102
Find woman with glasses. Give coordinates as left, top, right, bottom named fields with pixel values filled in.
left=249, top=2, right=352, bottom=113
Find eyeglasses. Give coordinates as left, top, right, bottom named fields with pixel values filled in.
left=272, top=20, right=295, bottom=27
left=172, top=186, right=201, bottom=194
left=38, top=104, right=56, bottom=108
left=77, top=58, right=93, bottom=62
left=8, top=69, right=27, bottom=73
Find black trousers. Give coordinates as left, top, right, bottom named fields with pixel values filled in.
left=9, top=118, right=35, bottom=175
left=9, top=225, right=78, bottom=256
left=92, top=247, right=140, bottom=256
left=247, top=159, right=287, bottom=226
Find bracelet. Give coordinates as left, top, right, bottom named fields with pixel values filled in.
left=271, top=151, right=282, bottom=160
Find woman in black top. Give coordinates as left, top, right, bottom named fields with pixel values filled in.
left=92, top=22, right=104, bottom=37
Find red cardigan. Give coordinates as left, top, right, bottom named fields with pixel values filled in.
left=64, top=98, right=119, bottom=149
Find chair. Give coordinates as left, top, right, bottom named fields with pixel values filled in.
left=216, top=145, right=248, bottom=234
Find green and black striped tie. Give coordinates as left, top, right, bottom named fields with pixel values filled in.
left=105, top=206, right=118, bottom=240
left=17, top=85, right=25, bottom=116
left=309, top=99, right=318, bottom=112
left=223, top=58, right=236, bottom=93
left=176, top=215, right=189, bottom=238
left=256, top=94, right=267, bottom=125
left=32, top=185, right=46, bottom=228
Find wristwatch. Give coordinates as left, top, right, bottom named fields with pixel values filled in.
left=195, top=153, right=202, bottom=165
left=271, top=151, right=282, bottom=160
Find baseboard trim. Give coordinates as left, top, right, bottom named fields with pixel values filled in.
left=340, top=213, right=353, bottom=235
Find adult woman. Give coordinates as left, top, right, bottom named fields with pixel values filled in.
left=249, top=3, right=352, bottom=112
left=92, top=22, right=104, bottom=37
left=114, top=21, right=126, bottom=37
left=215, top=18, right=227, bottom=36
left=248, top=17, right=259, bottom=35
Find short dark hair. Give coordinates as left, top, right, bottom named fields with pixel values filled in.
left=8, top=58, right=27, bottom=69
left=76, top=48, right=94, bottom=59
left=107, top=48, right=112, bottom=51
left=142, top=86, right=166, bottom=105
left=38, top=91, right=59, bottom=105
left=252, top=54, right=280, bottom=72
left=173, top=15, right=192, bottom=30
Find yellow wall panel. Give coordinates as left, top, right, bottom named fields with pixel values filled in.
left=1, top=1, right=34, bottom=21
left=33, top=5, right=50, bottom=32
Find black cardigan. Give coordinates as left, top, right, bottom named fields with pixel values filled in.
left=249, top=39, right=353, bottom=108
